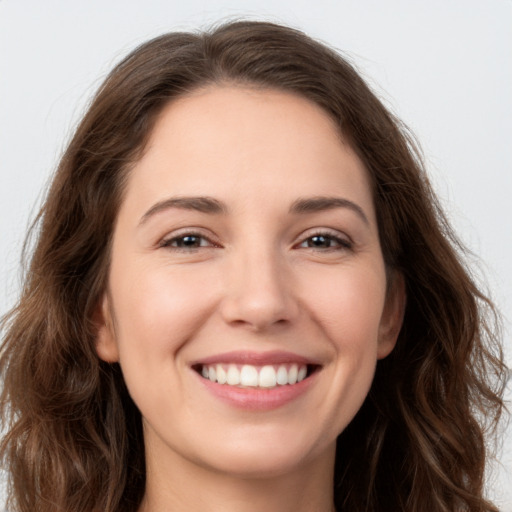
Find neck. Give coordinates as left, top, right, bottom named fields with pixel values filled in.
left=139, top=438, right=336, bottom=512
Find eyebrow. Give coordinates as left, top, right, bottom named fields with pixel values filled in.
left=139, top=194, right=369, bottom=226
left=289, top=196, right=369, bottom=225
left=139, top=196, right=227, bottom=225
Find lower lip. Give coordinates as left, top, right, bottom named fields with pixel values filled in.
left=196, top=372, right=316, bottom=411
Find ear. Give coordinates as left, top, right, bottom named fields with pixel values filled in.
left=377, top=272, right=406, bottom=360
left=93, top=292, right=120, bottom=363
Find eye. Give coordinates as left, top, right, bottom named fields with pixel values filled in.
left=159, top=232, right=217, bottom=250
left=297, top=232, right=352, bottom=251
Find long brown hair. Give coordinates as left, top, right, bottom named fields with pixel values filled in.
left=1, top=20, right=506, bottom=512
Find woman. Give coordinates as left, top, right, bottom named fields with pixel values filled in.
left=0, top=20, right=506, bottom=512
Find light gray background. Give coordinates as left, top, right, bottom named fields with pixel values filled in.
left=1, top=0, right=511, bottom=509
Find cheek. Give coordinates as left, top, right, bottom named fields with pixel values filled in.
left=108, top=263, right=220, bottom=418
left=302, top=263, right=387, bottom=350
left=301, top=266, right=386, bottom=433
left=109, top=262, right=219, bottom=360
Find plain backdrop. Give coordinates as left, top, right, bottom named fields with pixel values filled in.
left=1, top=0, right=511, bottom=509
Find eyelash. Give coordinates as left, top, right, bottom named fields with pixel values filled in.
left=159, top=231, right=218, bottom=251
left=159, top=229, right=353, bottom=253
left=296, top=230, right=353, bottom=251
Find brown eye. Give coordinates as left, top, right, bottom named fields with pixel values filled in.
left=160, top=233, right=212, bottom=249
left=173, top=235, right=204, bottom=248
left=299, top=233, right=352, bottom=250
left=306, top=235, right=334, bottom=248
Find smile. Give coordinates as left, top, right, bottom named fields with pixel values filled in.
left=198, top=363, right=311, bottom=388
left=191, top=351, right=321, bottom=410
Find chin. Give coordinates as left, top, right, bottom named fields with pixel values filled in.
left=190, top=427, right=333, bottom=479
left=204, top=450, right=310, bottom=479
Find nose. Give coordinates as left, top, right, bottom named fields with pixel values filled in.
left=219, top=247, right=300, bottom=332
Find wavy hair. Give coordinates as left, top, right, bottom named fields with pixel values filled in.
left=0, top=20, right=506, bottom=512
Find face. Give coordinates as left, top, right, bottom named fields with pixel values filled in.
left=96, top=86, right=404, bottom=480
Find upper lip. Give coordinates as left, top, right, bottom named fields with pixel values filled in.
left=190, top=350, right=322, bottom=367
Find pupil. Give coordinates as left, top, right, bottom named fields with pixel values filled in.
left=181, top=236, right=199, bottom=247
left=310, top=235, right=329, bottom=247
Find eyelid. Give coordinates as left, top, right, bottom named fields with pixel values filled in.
left=294, top=228, right=353, bottom=250
left=158, top=227, right=222, bottom=249
left=157, top=226, right=353, bottom=251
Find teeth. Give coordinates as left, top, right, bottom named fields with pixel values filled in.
left=240, top=365, right=258, bottom=386
left=276, top=365, right=288, bottom=385
left=288, top=364, right=298, bottom=384
left=200, top=363, right=310, bottom=388
left=226, top=365, right=240, bottom=385
left=259, top=365, right=277, bottom=387
left=216, top=365, right=227, bottom=384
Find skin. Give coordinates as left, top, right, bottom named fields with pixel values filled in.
left=95, top=86, right=405, bottom=512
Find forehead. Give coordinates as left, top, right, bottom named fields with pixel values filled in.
left=121, top=85, right=375, bottom=221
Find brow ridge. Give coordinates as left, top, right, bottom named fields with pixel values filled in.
left=139, top=195, right=369, bottom=226
left=289, top=196, right=369, bottom=225
left=139, top=196, right=227, bottom=225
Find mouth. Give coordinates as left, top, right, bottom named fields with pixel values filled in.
left=191, top=352, right=322, bottom=410
left=192, top=352, right=321, bottom=389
